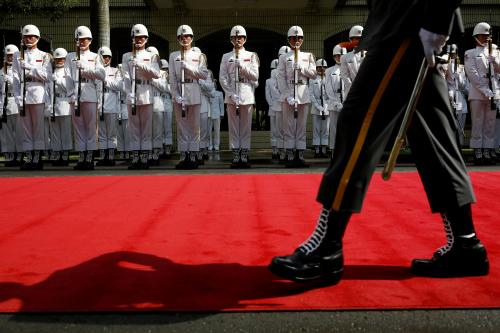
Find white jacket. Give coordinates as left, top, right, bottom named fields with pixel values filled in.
left=340, top=50, right=365, bottom=97
left=219, top=48, right=259, bottom=105
left=122, top=49, right=161, bottom=106
left=169, top=49, right=208, bottom=105
left=309, top=76, right=329, bottom=116
left=13, top=48, right=52, bottom=105
left=277, top=49, right=316, bottom=104
left=324, top=64, right=344, bottom=112
left=0, top=66, right=19, bottom=115
left=465, top=46, right=500, bottom=101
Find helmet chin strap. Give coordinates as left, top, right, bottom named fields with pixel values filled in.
left=135, top=41, right=146, bottom=49
left=474, top=37, right=488, bottom=48
left=25, top=38, right=39, bottom=49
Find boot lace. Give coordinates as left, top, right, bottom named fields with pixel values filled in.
left=299, top=208, right=329, bottom=255
left=436, top=213, right=454, bottom=256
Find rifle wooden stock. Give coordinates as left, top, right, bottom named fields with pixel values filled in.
left=180, top=46, right=186, bottom=117
left=131, top=41, right=137, bottom=116
left=487, top=38, right=495, bottom=111
left=75, top=44, right=81, bottom=117
left=19, top=37, right=26, bottom=117
left=293, top=41, right=299, bottom=119
left=234, top=32, right=240, bottom=116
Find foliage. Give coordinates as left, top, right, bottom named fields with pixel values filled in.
left=0, top=0, right=80, bottom=23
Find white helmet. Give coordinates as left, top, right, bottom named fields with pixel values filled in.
left=53, top=48, right=68, bottom=59
left=349, top=25, right=363, bottom=38
left=278, top=45, right=291, bottom=56
left=75, top=26, right=92, bottom=40
left=230, top=25, right=247, bottom=38
left=177, top=25, right=194, bottom=37
left=22, top=24, right=40, bottom=37
left=436, top=53, right=449, bottom=63
left=98, top=46, right=112, bottom=57
left=450, top=44, right=458, bottom=54
left=473, top=22, right=491, bottom=36
left=160, top=59, right=169, bottom=69
left=270, top=59, right=278, bottom=69
left=4, top=44, right=19, bottom=55
left=192, top=46, right=201, bottom=53
left=333, top=44, right=343, bottom=55
left=287, top=26, right=304, bottom=38
left=131, top=24, right=149, bottom=38
left=316, top=59, right=327, bottom=67
left=146, top=46, right=159, bottom=55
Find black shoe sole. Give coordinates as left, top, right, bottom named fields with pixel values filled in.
left=410, top=260, right=490, bottom=278
left=268, top=261, right=343, bottom=284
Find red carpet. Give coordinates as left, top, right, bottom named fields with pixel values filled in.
left=0, top=172, right=499, bottom=312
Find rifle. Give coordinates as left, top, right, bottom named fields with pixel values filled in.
left=131, top=40, right=137, bottom=116
left=234, top=29, right=240, bottom=116
left=487, top=37, right=496, bottom=111
left=117, top=63, right=123, bottom=125
left=50, top=39, right=55, bottom=122
left=1, top=35, right=6, bottom=127
left=293, top=30, right=299, bottom=119
left=100, top=52, right=105, bottom=121
left=180, top=42, right=186, bottom=117
left=19, top=28, right=26, bottom=117
left=319, top=65, right=325, bottom=120
left=75, top=41, right=81, bottom=117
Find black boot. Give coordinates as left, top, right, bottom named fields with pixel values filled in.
left=411, top=205, right=489, bottom=277
left=269, top=209, right=351, bottom=283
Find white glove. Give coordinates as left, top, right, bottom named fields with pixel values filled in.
left=51, top=74, right=58, bottom=81
left=316, top=105, right=324, bottom=113
left=481, top=89, right=495, bottom=98
left=128, top=93, right=136, bottom=104
left=335, top=102, right=343, bottom=111
left=418, top=28, right=449, bottom=68
left=488, top=55, right=497, bottom=64
left=323, top=103, right=328, bottom=111
left=234, top=58, right=241, bottom=68
left=70, top=95, right=76, bottom=104
left=15, top=96, right=23, bottom=108
left=293, top=61, right=302, bottom=70
left=75, top=60, right=84, bottom=69
left=230, top=94, right=240, bottom=104
left=286, top=96, right=296, bottom=106
left=128, top=58, right=137, bottom=68
left=19, top=59, right=32, bottom=70
left=175, top=95, right=185, bottom=104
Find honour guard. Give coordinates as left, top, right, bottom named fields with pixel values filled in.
left=1, top=44, right=23, bottom=167
left=67, top=26, right=106, bottom=170
left=49, top=48, right=74, bottom=166
left=199, top=66, right=215, bottom=163
left=220, top=25, right=259, bottom=168
left=465, top=22, right=500, bottom=165
left=325, top=45, right=346, bottom=157
left=266, top=58, right=280, bottom=159
left=122, top=24, right=161, bottom=170
left=275, top=46, right=291, bottom=162
left=96, top=46, right=121, bottom=166
left=13, top=24, right=52, bottom=170
left=277, top=26, right=316, bottom=167
left=146, top=46, right=166, bottom=165
left=208, top=74, right=224, bottom=153
left=159, top=59, right=173, bottom=157
left=169, top=25, right=209, bottom=169
left=446, top=44, right=469, bottom=146
left=340, top=25, right=365, bottom=97
left=309, top=58, right=329, bottom=158
left=116, top=63, right=130, bottom=159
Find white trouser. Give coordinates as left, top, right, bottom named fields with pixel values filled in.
left=209, top=117, right=221, bottom=149
left=98, top=113, right=118, bottom=150
left=329, top=111, right=340, bottom=150
left=455, top=112, right=467, bottom=146
left=73, top=102, right=98, bottom=151
left=200, top=112, right=209, bottom=149
left=469, top=100, right=496, bottom=149
left=282, top=103, right=308, bottom=150
left=129, top=104, right=153, bottom=151
left=494, top=118, right=500, bottom=148
left=117, top=118, right=129, bottom=152
left=227, top=104, right=252, bottom=150
left=312, top=114, right=330, bottom=146
left=274, top=111, right=284, bottom=149
left=44, top=117, right=51, bottom=150
left=163, top=111, right=173, bottom=145
left=152, top=111, right=164, bottom=149
left=174, top=103, right=200, bottom=152
left=50, top=115, right=73, bottom=151
left=269, top=114, right=277, bottom=147
left=0, top=114, right=23, bottom=153
left=20, top=103, right=46, bottom=151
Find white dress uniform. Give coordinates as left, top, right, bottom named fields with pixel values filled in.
left=494, top=71, right=500, bottom=150
left=169, top=48, right=209, bottom=155
left=446, top=60, right=469, bottom=146
left=309, top=74, right=330, bottom=153
left=0, top=64, right=23, bottom=162
left=265, top=69, right=283, bottom=156
left=199, top=75, right=215, bottom=160
left=49, top=64, right=74, bottom=159
left=324, top=63, right=344, bottom=151
left=208, top=89, right=224, bottom=151
left=161, top=71, right=173, bottom=154
left=66, top=49, right=106, bottom=153
left=151, top=64, right=169, bottom=162
left=12, top=48, right=52, bottom=160
left=277, top=49, right=316, bottom=156
left=122, top=49, right=161, bottom=159
left=219, top=47, right=259, bottom=163
left=340, top=50, right=365, bottom=97
left=116, top=72, right=130, bottom=157
left=464, top=45, right=500, bottom=158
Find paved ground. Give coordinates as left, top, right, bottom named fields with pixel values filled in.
left=1, top=149, right=499, bottom=332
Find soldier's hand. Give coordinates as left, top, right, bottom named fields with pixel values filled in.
left=234, top=58, right=242, bottom=68
left=175, top=96, right=185, bottom=104
left=286, top=96, right=296, bottom=106
left=19, top=59, right=32, bottom=70
left=335, top=102, right=343, bottom=111
left=316, top=105, right=324, bottom=113
left=75, top=60, right=86, bottom=70
left=418, top=28, right=448, bottom=68
left=15, top=96, right=23, bottom=107
left=323, top=103, right=328, bottom=111
left=481, top=89, right=495, bottom=98
left=230, top=94, right=240, bottom=104
left=293, top=61, right=302, bottom=70
left=129, top=59, right=138, bottom=68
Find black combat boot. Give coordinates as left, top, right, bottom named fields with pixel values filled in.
left=411, top=204, right=489, bottom=277
left=269, top=209, right=351, bottom=283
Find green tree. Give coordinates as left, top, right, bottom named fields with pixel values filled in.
left=0, top=0, right=80, bottom=23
